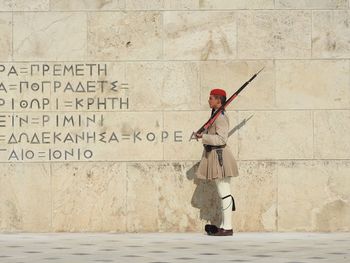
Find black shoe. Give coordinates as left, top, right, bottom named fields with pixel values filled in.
left=205, top=224, right=219, bottom=235
left=211, top=228, right=233, bottom=236
left=222, top=194, right=236, bottom=211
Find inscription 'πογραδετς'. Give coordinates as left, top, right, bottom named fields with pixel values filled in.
left=0, top=63, right=187, bottom=162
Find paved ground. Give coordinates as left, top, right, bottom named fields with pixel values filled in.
left=0, top=232, right=349, bottom=263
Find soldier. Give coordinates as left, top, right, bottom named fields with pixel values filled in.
left=195, top=88, right=239, bottom=236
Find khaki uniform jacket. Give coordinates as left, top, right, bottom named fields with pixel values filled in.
left=195, top=111, right=239, bottom=180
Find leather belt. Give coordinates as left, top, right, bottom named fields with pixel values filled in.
left=204, top=144, right=226, bottom=152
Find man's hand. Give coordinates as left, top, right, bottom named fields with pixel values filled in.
left=195, top=132, right=203, bottom=139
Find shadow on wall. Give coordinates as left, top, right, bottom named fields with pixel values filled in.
left=187, top=162, right=223, bottom=227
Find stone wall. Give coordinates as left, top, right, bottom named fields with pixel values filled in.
left=0, top=0, right=349, bottom=232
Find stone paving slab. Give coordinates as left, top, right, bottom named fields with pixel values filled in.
left=0, top=232, right=349, bottom=263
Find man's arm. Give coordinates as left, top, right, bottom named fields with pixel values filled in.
left=201, top=115, right=228, bottom=146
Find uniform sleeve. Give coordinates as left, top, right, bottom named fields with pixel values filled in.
left=202, top=115, right=228, bottom=146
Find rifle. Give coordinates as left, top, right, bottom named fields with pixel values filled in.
left=195, top=67, right=264, bottom=138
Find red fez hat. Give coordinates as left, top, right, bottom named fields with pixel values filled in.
left=210, top=88, right=226, bottom=97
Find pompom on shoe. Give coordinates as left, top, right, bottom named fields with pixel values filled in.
left=205, top=224, right=219, bottom=235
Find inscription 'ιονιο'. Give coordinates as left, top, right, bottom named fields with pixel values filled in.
left=0, top=62, right=189, bottom=162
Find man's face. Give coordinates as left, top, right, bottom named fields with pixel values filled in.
left=208, top=95, right=221, bottom=108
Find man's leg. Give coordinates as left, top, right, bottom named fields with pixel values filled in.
left=215, top=176, right=233, bottom=230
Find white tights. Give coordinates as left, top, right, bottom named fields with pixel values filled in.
left=214, top=176, right=233, bottom=230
